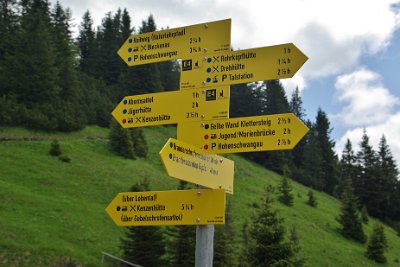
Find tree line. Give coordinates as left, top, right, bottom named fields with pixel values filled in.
left=230, top=80, right=400, bottom=229
left=0, top=0, right=179, bottom=131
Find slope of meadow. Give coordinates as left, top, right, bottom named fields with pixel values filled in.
left=0, top=125, right=399, bottom=266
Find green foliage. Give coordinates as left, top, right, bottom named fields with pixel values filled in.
left=338, top=139, right=357, bottom=197
left=361, top=205, right=369, bottom=224
left=214, top=201, right=235, bottom=267
left=108, top=124, right=148, bottom=159
left=120, top=178, right=166, bottom=266
left=109, top=120, right=135, bottom=159
left=230, top=83, right=263, bottom=118
left=130, top=128, right=148, bottom=158
left=366, top=224, right=388, bottom=263
left=289, top=87, right=307, bottom=181
left=246, top=185, right=305, bottom=266
left=214, top=224, right=234, bottom=267
left=168, top=181, right=196, bottom=267
left=355, top=130, right=380, bottom=216
left=377, top=135, right=400, bottom=221
left=77, top=10, right=97, bottom=77
left=278, top=176, right=294, bottom=206
left=49, top=140, right=62, bottom=156
left=306, top=190, right=317, bottom=208
left=298, top=121, right=324, bottom=190
left=337, top=178, right=366, bottom=243
left=290, top=225, right=299, bottom=246
left=315, top=108, right=339, bottom=195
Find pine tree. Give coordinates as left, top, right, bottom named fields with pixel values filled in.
left=0, top=0, right=19, bottom=98
left=366, top=223, right=388, bottom=263
left=306, top=190, right=317, bottom=207
left=0, top=0, right=20, bottom=125
left=51, top=2, right=86, bottom=131
left=96, top=10, right=128, bottom=86
left=355, top=129, right=383, bottom=218
left=299, top=120, right=325, bottom=189
left=130, top=128, right=148, bottom=158
left=278, top=176, right=294, bottom=206
left=338, top=139, right=357, bottom=197
left=315, top=108, right=339, bottom=195
left=214, top=200, right=235, bottom=267
left=120, top=178, right=166, bottom=266
left=247, top=185, right=305, bottom=266
left=49, top=140, right=61, bottom=156
left=169, top=181, right=196, bottom=267
left=337, top=178, right=366, bottom=243
left=361, top=205, right=369, bottom=224
left=77, top=10, right=98, bottom=77
left=135, top=15, right=162, bottom=93
left=119, top=8, right=132, bottom=43
left=239, top=220, right=252, bottom=267
left=109, top=119, right=135, bottom=159
left=230, top=83, right=263, bottom=118
left=289, top=87, right=307, bottom=179
left=257, top=80, right=293, bottom=175
left=377, top=135, right=399, bottom=221
left=263, top=80, right=290, bottom=115
left=2, top=0, right=61, bottom=130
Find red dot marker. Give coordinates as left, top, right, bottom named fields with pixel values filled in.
left=204, top=134, right=209, bottom=140
left=204, top=144, right=208, bottom=150
left=122, top=119, right=126, bottom=124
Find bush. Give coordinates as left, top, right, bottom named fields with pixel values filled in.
left=49, top=140, right=62, bottom=157
left=307, top=190, right=317, bottom=207
left=366, top=224, right=388, bottom=263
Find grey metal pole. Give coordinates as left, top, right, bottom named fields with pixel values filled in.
left=195, top=224, right=215, bottom=267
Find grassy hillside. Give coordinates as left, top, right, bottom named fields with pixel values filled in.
left=1, top=125, right=399, bottom=266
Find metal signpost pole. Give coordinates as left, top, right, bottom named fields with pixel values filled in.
left=195, top=224, right=214, bottom=267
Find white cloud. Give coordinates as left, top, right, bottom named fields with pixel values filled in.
left=333, top=68, right=399, bottom=126
left=334, top=68, right=400, bottom=165
left=336, top=112, right=400, bottom=166
left=281, top=74, right=306, bottom=96
left=58, top=0, right=400, bottom=79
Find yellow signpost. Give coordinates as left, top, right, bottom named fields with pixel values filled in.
left=112, top=86, right=230, bottom=128
left=118, top=19, right=231, bottom=66
left=180, top=43, right=308, bottom=89
left=177, top=113, right=309, bottom=154
left=105, top=189, right=226, bottom=226
left=160, top=138, right=234, bottom=194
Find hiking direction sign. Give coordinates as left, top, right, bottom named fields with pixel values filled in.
left=177, top=113, right=309, bottom=154
left=180, top=43, right=308, bottom=89
left=160, top=138, right=234, bottom=194
left=112, top=86, right=230, bottom=128
left=105, top=189, right=226, bottom=226
left=118, top=19, right=231, bottom=66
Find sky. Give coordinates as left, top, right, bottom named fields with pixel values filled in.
left=55, top=0, right=400, bottom=165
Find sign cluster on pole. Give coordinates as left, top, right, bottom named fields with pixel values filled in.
left=106, top=17, right=308, bottom=265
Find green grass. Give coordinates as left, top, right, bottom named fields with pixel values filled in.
left=1, top=125, right=399, bottom=266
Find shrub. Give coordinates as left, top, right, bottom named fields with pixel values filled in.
left=49, top=140, right=62, bottom=157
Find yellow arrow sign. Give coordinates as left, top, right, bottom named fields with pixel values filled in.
left=177, top=113, right=309, bottom=154
left=160, top=138, right=234, bottom=194
left=118, top=19, right=231, bottom=66
left=105, top=189, right=226, bottom=226
left=180, top=43, right=308, bottom=89
left=112, top=86, right=229, bottom=128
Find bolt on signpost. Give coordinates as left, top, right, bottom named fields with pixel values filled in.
left=109, top=18, right=308, bottom=267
